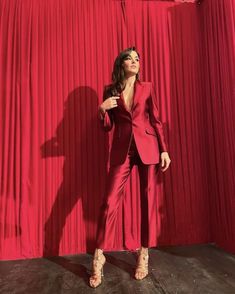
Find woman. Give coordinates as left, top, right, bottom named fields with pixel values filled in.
left=89, top=47, right=171, bottom=288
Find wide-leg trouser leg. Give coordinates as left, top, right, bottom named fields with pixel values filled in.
left=137, top=161, right=160, bottom=248
left=95, top=150, right=136, bottom=250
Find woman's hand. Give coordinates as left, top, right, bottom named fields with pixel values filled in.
left=160, top=152, right=171, bottom=172
left=100, top=96, right=120, bottom=113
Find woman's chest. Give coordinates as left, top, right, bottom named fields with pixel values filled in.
left=121, top=87, right=135, bottom=112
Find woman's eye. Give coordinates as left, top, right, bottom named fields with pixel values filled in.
left=125, top=56, right=139, bottom=61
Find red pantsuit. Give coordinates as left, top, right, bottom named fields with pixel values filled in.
left=96, top=80, right=168, bottom=251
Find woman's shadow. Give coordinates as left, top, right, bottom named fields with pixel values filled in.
left=41, top=86, right=109, bottom=258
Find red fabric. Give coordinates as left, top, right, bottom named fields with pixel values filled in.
left=0, top=0, right=234, bottom=260
left=96, top=134, right=160, bottom=251
left=100, top=81, right=168, bottom=166
left=200, top=0, right=235, bottom=253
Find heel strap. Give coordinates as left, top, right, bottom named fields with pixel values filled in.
left=137, top=249, right=149, bottom=257
left=136, top=251, right=149, bottom=270
left=92, top=254, right=105, bottom=275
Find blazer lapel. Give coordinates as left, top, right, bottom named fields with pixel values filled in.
left=132, top=80, right=143, bottom=111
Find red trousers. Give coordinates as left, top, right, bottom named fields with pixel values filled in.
left=96, top=134, right=160, bottom=251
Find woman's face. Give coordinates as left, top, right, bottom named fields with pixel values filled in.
left=122, top=50, right=140, bottom=77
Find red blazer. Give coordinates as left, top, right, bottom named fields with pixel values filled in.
left=99, top=80, right=168, bottom=166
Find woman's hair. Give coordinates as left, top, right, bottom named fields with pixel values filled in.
left=109, top=46, right=140, bottom=96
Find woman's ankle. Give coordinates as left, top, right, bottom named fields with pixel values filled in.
left=94, top=248, right=103, bottom=256
left=140, top=246, right=148, bottom=253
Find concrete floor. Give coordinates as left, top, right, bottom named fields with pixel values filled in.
left=0, top=244, right=235, bottom=294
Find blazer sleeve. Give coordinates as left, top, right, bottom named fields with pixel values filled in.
left=148, top=82, right=168, bottom=153
left=98, top=85, right=114, bottom=132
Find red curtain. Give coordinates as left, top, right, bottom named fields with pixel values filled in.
left=200, top=0, right=235, bottom=253
left=0, top=0, right=234, bottom=260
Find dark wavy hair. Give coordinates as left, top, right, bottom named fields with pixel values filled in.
left=109, top=46, right=140, bottom=96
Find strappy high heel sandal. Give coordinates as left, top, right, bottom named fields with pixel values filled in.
left=135, top=247, right=149, bottom=280
left=89, top=249, right=106, bottom=288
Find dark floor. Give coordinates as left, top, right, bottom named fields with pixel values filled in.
left=0, top=243, right=235, bottom=294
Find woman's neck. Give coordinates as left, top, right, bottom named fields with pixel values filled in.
left=123, top=75, right=136, bottom=88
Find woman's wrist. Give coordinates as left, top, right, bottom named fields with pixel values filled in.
left=98, top=105, right=106, bottom=119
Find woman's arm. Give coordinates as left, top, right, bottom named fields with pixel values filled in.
left=98, top=107, right=114, bottom=132
left=148, top=82, right=168, bottom=153
left=98, top=86, right=117, bottom=132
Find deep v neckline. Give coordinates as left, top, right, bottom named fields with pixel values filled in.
left=121, top=82, right=136, bottom=112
